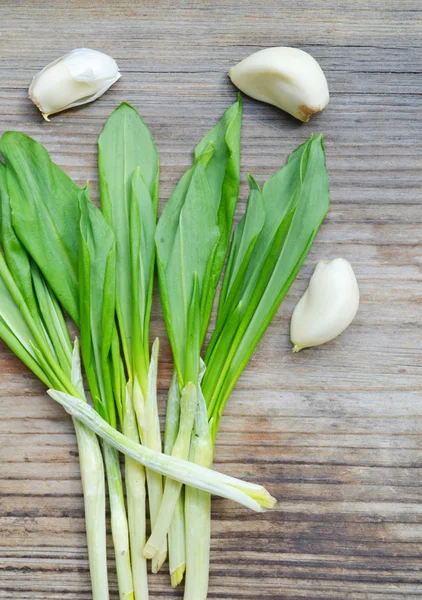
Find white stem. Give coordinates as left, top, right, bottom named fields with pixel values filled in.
left=168, top=495, right=186, bottom=586
left=144, top=382, right=197, bottom=559
left=184, top=487, right=211, bottom=600
left=103, top=443, right=134, bottom=600
left=144, top=383, right=198, bottom=558
left=144, top=477, right=183, bottom=560
left=164, top=372, right=186, bottom=586
left=184, top=384, right=214, bottom=600
left=73, top=419, right=109, bottom=600
left=123, top=389, right=149, bottom=600
left=134, top=340, right=167, bottom=573
left=70, top=340, right=109, bottom=600
left=48, top=388, right=277, bottom=511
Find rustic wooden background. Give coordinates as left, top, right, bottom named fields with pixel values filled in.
left=0, top=0, right=421, bottom=598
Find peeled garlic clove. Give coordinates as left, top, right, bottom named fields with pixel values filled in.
left=291, top=258, right=359, bottom=351
left=29, top=48, right=121, bottom=120
left=229, top=47, right=329, bottom=122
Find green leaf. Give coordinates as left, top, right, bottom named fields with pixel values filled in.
left=129, top=168, right=157, bottom=389
left=204, top=135, right=330, bottom=434
left=0, top=161, right=73, bottom=378
left=232, top=141, right=309, bottom=313
left=0, top=132, right=81, bottom=323
left=0, top=315, right=48, bottom=386
left=185, top=275, right=201, bottom=384
left=208, top=175, right=265, bottom=357
left=31, top=265, right=72, bottom=373
left=0, top=162, right=40, bottom=321
left=0, top=253, right=40, bottom=366
left=156, top=148, right=220, bottom=385
left=0, top=252, right=72, bottom=392
left=78, top=187, right=117, bottom=425
left=234, top=136, right=329, bottom=362
left=98, top=102, right=159, bottom=382
left=194, top=97, right=242, bottom=343
left=156, top=99, right=242, bottom=385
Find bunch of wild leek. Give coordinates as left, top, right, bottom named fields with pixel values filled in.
left=146, top=122, right=330, bottom=598
left=0, top=102, right=276, bottom=600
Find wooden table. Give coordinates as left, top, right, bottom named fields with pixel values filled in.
left=0, top=1, right=421, bottom=598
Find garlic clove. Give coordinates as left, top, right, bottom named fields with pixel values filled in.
left=229, top=47, right=329, bottom=122
left=291, top=258, right=359, bottom=351
left=29, top=48, right=121, bottom=121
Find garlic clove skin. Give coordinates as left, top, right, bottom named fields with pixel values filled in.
left=229, top=47, right=329, bottom=122
left=291, top=258, right=359, bottom=352
left=29, top=48, right=121, bottom=121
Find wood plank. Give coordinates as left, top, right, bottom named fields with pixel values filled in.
left=0, top=0, right=421, bottom=598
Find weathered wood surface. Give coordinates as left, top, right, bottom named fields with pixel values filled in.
left=0, top=0, right=421, bottom=598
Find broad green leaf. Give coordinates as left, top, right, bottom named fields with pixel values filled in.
left=233, top=136, right=329, bottom=368
left=0, top=315, right=48, bottom=386
left=156, top=99, right=242, bottom=381
left=0, top=252, right=70, bottom=392
left=32, top=265, right=72, bottom=373
left=99, top=104, right=165, bottom=574
left=0, top=132, right=81, bottom=323
left=156, top=149, right=219, bottom=385
left=156, top=98, right=242, bottom=386
left=203, top=135, right=330, bottom=434
left=194, top=97, right=242, bottom=343
left=0, top=253, right=40, bottom=364
left=0, top=162, right=39, bottom=320
left=0, top=161, right=72, bottom=376
left=129, top=168, right=157, bottom=389
left=98, top=102, right=159, bottom=382
left=155, top=143, right=214, bottom=267
left=79, top=187, right=117, bottom=425
left=210, top=175, right=265, bottom=354
left=233, top=140, right=309, bottom=313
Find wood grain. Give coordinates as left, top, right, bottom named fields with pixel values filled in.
left=0, top=0, right=421, bottom=598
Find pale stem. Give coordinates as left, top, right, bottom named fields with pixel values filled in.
left=73, top=420, right=109, bottom=600
left=132, top=340, right=167, bottom=572
left=184, top=384, right=213, bottom=600
left=123, top=388, right=149, bottom=600
left=71, top=340, right=109, bottom=600
left=184, top=487, right=211, bottom=600
left=164, top=371, right=186, bottom=586
left=144, top=382, right=197, bottom=559
left=103, top=443, right=134, bottom=600
left=48, top=388, right=277, bottom=511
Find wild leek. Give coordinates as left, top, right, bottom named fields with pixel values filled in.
left=98, top=103, right=166, bottom=574
left=189, top=134, right=330, bottom=599
left=0, top=161, right=109, bottom=600
left=78, top=188, right=136, bottom=598
left=203, top=135, right=330, bottom=432
left=1, top=133, right=135, bottom=599
left=146, top=99, right=242, bottom=577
